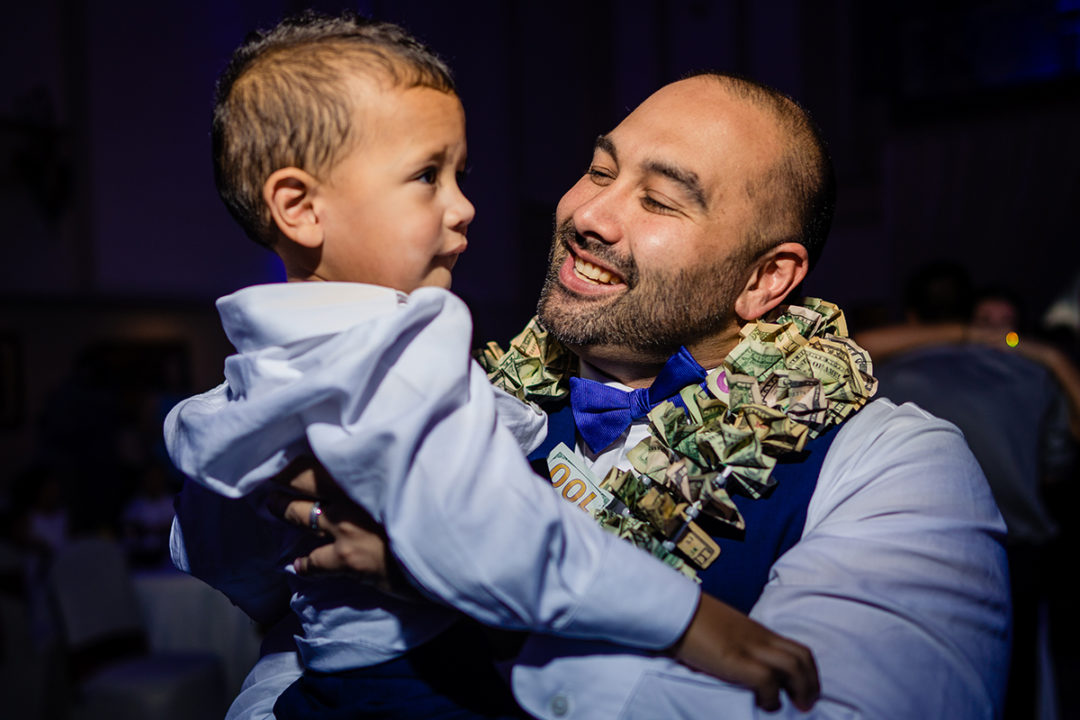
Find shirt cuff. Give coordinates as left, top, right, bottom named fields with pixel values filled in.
left=563, top=536, right=701, bottom=650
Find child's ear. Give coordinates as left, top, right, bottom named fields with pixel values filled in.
left=263, top=168, right=323, bottom=249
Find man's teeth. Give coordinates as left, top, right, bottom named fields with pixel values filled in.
left=574, top=257, right=619, bottom=284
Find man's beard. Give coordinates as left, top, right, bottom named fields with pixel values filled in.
left=536, top=219, right=751, bottom=358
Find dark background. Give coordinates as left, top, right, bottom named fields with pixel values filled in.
left=2, top=0, right=1079, bottom=498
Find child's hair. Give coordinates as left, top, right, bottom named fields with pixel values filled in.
left=212, top=10, right=456, bottom=247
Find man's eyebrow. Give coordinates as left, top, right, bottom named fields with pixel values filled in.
left=642, top=159, right=708, bottom=212
left=595, top=134, right=708, bottom=212
left=594, top=135, right=617, bottom=163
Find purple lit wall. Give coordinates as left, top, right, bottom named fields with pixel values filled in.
left=3, top=0, right=1080, bottom=486
left=9, top=1, right=1080, bottom=315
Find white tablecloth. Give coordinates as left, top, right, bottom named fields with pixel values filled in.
left=133, top=567, right=262, bottom=699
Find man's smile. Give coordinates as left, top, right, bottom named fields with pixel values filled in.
left=573, top=255, right=621, bottom=285
left=554, top=232, right=630, bottom=298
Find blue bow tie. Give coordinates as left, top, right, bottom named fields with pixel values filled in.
left=569, top=346, right=707, bottom=453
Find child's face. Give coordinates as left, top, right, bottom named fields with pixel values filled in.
left=316, top=83, right=474, bottom=291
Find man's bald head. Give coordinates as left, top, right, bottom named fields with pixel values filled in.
left=685, top=72, right=835, bottom=268
left=539, top=73, right=834, bottom=380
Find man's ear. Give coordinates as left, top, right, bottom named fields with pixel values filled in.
left=734, top=242, right=810, bottom=321
left=263, top=168, right=324, bottom=249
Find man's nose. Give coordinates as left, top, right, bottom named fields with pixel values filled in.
left=571, top=184, right=623, bottom=245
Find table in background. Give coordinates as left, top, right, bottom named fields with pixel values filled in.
left=133, top=567, right=263, bottom=700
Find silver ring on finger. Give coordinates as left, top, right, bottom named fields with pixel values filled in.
left=308, top=501, right=323, bottom=532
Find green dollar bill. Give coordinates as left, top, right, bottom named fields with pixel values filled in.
left=476, top=316, right=576, bottom=403
left=773, top=304, right=823, bottom=338
left=545, top=443, right=616, bottom=517
left=725, top=374, right=763, bottom=412
left=726, top=339, right=785, bottom=381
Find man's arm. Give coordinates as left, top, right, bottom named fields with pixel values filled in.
left=494, top=399, right=1009, bottom=719
left=746, top=399, right=1010, bottom=717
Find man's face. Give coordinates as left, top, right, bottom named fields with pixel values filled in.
left=537, top=78, right=784, bottom=364
left=973, top=298, right=1019, bottom=332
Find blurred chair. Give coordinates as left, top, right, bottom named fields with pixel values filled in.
left=0, top=540, right=66, bottom=720
left=48, top=537, right=226, bottom=720
left=132, top=565, right=262, bottom=700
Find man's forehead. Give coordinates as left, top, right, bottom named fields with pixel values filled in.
left=617, top=81, right=777, bottom=161
left=605, top=79, right=782, bottom=187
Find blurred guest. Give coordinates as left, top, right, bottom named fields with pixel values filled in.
left=1043, top=271, right=1080, bottom=349
left=858, top=262, right=1075, bottom=720
left=121, top=463, right=177, bottom=568
left=11, top=465, right=69, bottom=556
left=974, top=286, right=1080, bottom=441
left=973, top=286, right=1023, bottom=332
left=6, top=465, right=72, bottom=653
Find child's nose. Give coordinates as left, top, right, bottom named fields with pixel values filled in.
left=447, top=188, right=475, bottom=234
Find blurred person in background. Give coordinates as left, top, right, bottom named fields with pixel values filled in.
left=859, top=262, right=1077, bottom=719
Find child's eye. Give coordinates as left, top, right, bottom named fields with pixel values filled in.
left=416, top=167, right=437, bottom=184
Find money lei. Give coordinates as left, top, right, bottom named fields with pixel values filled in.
left=476, top=298, right=878, bottom=580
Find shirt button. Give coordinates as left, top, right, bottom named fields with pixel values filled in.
left=550, top=693, right=570, bottom=717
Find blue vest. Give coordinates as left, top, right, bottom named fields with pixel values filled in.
left=529, top=401, right=839, bottom=614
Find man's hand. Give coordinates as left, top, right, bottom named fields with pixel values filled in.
left=672, top=592, right=820, bottom=712
left=266, top=457, right=418, bottom=600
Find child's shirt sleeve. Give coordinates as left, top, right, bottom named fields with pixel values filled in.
left=166, top=283, right=699, bottom=650
left=489, top=383, right=548, bottom=455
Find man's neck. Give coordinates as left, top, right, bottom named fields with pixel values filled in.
left=574, top=354, right=665, bottom=389
left=572, top=329, right=742, bottom=389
